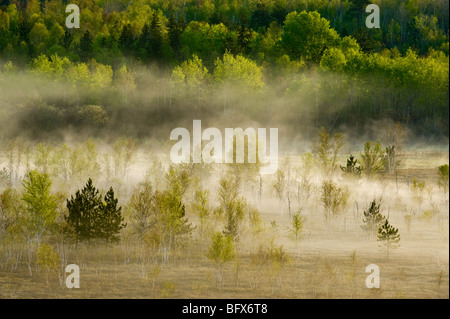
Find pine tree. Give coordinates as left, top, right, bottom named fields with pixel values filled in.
left=168, top=13, right=185, bottom=56
left=65, top=178, right=125, bottom=243
left=361, top=200, right=385, bottom=240
left=377, top=219, right=400, bottom=260
left=78, top=30, right=93, bottom=61
left=139, top=23, right=151, bottom=57
left=250, top=2, right=271, bottom=31
left=61, top=30, right=73, bottom=50
left=99, top=187, right=125, bottom=243
left=149, top=11, right=163, bottom=61
left=341, top=155, right=362, bottom=177
left=119, top=24, right=135, bottom=56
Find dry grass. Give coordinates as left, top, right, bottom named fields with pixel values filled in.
left=0, top=150, right=448, bottom=299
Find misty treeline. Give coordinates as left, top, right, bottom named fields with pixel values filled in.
left=0, top=0, right=448, bottom=140
left=0, top=124, right=448, bottom=289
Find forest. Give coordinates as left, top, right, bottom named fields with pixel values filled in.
left=0, top=0, right=448, bottom=299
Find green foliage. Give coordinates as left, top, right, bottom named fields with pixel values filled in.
left=34, top=143, right=52, bottom=174
left=207, top=231, right=236, bottom=265
left=28, top=54, right=113, bottom=88
left=320, top=180, right=349, bottom=221
left=341, top=155, right=362, bottom=177
left=289, top=211, right=304, bottom=243
left=77, top=105, right=109, bottom=128
left=180, top=21, right=230, bottom=64
left=247, top=207, right=265, bottom=237
left=384, top=122, right=404, bottom=175
left=36, top=243, right=60, bottom=273
left=0, top=1, right=448, bottom=139
left=214, top=52, right=264, bottom=91
left=377, top=219, right=400, bottom=260
left=127, top=179, right=154, bottom=241
left=360, top=141, right=385, bottom=178
left=207, top=231, right=236, bottom=288
left=320, top=47, right=347, bottom=72
left=191, top=188, right=210, bottom=238
left=151, top=187, right=192, bottom=262
left=22, top=170, right=58, bottom=242
left=172, top=55, right=209, bottom=90
left=78, top=31, right=94, bottom=62
left=216, top=176, right=245, bottom=240
left=165, top=165, right=192, bottom=200
left=0, top=188, right=22, bottom=241
left=65, top=178, right=126, bottom=243
left=361, top=200, right=385, bottom=240
left=316, top=127, right=344, bottom=174
left=281, top=11, right=340, bottom=62
left=250, top=241, right=290, bottom=292
left=160, top=281, right=176, bottom=298
left=50, top=140, right=101, bottom=186
left=437, top=164, right=449, bottom=192
left=411, top=177, right=426, bottom=205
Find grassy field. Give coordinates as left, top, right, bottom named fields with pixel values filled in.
left=0, top=149, right=448, bottom=299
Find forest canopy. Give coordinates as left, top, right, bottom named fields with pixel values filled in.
left=0, top=0, right=448, bottom=140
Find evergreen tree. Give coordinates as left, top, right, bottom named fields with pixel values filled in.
left=139, top=23, right=151, bottom=58
left=149, top=11, right=163, bottom=61
left=99, top=187, right=125, bottom=243
left=351, top=27, right=383, bottom=53
left=61, top=29, right=73, bottom=51
left=119, top=24, right=135, bottom=56
left=271, top=2, right=287, bottom=26
left=250, top=2, right=271, bottom=31
left=78, top=30, right=93, bottom=62
left=65, top=178, right=125, bottom=243
left=361, top=200, right=385, bottom=240
left=341, top=155, right=362, bottom=177
left=209, top=11, right=222, bottom=25
left=168, top=13, right=185, bottom=56
left=377, top=219, right=400, bottom=260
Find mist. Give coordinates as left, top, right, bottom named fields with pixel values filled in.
left=0, top=59, right=448, bottom=299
